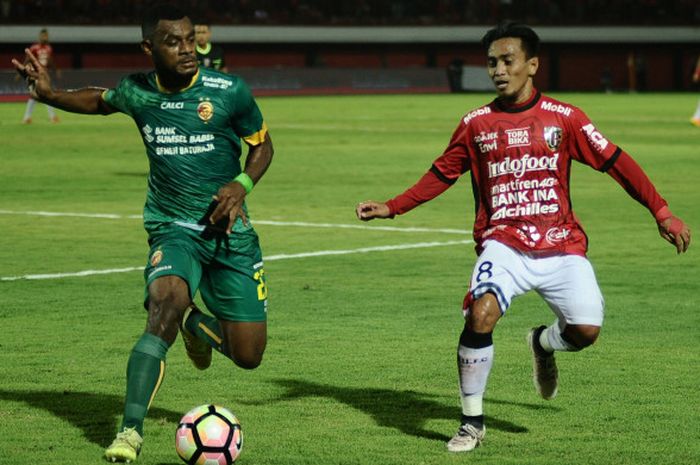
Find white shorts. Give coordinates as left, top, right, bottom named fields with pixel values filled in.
left=464, top=240, right=604, bottom=327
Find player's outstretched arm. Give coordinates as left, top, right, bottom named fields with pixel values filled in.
left=12, top=48, right=114, bottom=115
left=210, top=132, right=274, bottom=233
left=356, top=201, right=392, bottom=221
left=655, top=207, right=691, bottom=254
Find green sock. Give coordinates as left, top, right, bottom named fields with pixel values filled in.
left=184, top=310, right=230, bottom=358
left=121, top=332, right=169, bottom=436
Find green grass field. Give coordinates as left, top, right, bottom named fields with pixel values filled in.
left=0, top=93, right=698, bottom=465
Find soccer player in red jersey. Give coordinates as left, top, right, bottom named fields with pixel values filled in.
left=356, top=23, right=691, bottom=452
left=22, top=28, right=60, bottom=124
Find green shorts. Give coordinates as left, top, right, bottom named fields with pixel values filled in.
left=143, top=224, right=268, bottom=322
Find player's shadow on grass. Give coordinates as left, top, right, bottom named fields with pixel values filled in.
left=269, top=379, right=556, bottom=442
left=0, top=388, right=181, bottom=448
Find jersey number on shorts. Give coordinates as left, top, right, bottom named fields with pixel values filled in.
left=476, top=261, right=493, bottom=282
left=254, top=269, right=268, bottom=300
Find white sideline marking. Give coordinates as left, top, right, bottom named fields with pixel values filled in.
left=0, top=267, right=145, bottom=282
left=0, top=210, right=470, bottom=235
left=256, top=220, right=467, bottom=234
left=0, top=240, right=473, bottom=282
left=0, top=210, right=142, bottom=220
left=274, top=123, right=446, bottom=133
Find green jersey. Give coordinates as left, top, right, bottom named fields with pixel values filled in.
left=102, top=67, right=267, bottom=234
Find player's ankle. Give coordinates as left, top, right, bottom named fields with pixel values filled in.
left=461, top=414, right=484, bottom=429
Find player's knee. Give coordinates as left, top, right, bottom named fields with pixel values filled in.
left=563, top=324, right=600, bottom=349
left=226, top=340, right=265, bottom=370
left=146, top=277, right=190, bottom=341
left=467, top=293, right=501, bottom=332
left=231, top=351, right=263, bottom=370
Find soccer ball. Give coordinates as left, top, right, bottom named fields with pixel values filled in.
left=175, top=404, right=243, bottom=465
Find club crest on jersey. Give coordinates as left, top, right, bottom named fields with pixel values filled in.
left=150, top=250, right=163, bottom=267
left=544, top=126, right=562, bottom=151
left=197, top=101, right=214, bottom=122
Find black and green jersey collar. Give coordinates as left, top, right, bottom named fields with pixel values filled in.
left=493, top=89, right=541, bottom=113
left=154, top=68, right=201, bottom=94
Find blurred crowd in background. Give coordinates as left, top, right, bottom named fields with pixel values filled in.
left=2, top=0, right=699, bottom=25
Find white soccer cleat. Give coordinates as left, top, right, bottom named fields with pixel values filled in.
left=527, top=326, right=558, bottom=400
left=446, top=423, right=485, bottom=452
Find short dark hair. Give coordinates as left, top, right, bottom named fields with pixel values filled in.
left=141, top=5, right=188, bottom=40
left=481, top=22, right=540, bottom=59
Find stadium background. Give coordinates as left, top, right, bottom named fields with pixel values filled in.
left=1, top=0, right=699, bottom=98
left=1, top=3, right=699, bottom=465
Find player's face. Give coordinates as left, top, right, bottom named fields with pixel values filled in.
left=487, top=37, right=538, bottom=103
left=39, top=31, right=49, bottom=44
left=194, top=25, right=211, bottom=47
left=145, top=18, right=198, bottom=78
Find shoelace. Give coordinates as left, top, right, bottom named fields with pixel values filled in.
left=115, top=428, right=139, bottom=445
left=458, top=423, right=482, bottom=439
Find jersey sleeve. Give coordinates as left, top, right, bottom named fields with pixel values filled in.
left=604, top=151, right=668, bottom=217
left=431, top=119, right=472, bottom=183
left=570, top=108, right=667, bottom=218
left=101, top=76, right=134, bottom=117
left=228, top=78, right=266, bottom=146
left=568, top=108, right=620, bottom=171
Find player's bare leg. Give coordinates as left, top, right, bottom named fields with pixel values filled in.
left=182, top=310, right=267, bottom=369
left=105, top=276, right=189, bottom=463
left=529, top=323, right=599, bottom=399
left=448, top=293, right=500, bottom=452
left=180, top=304, right=213, bottom=370
left=220, top=320, right=267, bottom=369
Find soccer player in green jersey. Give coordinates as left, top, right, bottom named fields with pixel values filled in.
left=13, top=5, right=273, bottom=463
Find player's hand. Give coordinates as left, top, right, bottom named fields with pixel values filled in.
left=657, top=216, right=691, bottom=254
left=11, top=48, right=52, bottom=100
left=355, top=201, right=391, bottom=221
left=210, top=181, right=248, bottom=234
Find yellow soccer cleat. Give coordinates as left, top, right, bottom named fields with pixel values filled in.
left=104, top=427, right=143, bottom=463
left=180, top=304, right=212, bottom=370
left=690, top=117, right=700, bottom=128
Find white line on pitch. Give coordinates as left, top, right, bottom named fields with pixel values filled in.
left=0, top=239, right=473, bottom=282
left=0, top=210, right=142, bottom=219
left=0, top=210, right=470, bottom=235
left=273, top=123, right=446, bottom=133
left=264, top=239, right=473, bottom=260
left=255, top=220, right=467, bottom=234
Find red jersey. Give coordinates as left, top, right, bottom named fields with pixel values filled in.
left=29, top=43, right=53, bottom=67
left=387, top=90, right=667, bottom=257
